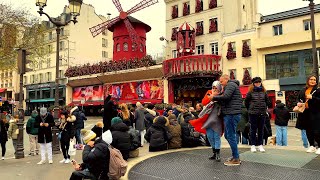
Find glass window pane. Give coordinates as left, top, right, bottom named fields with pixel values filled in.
left=43, top=90, right=51, bottom=99
left=266, top=55, right=276, bottom=79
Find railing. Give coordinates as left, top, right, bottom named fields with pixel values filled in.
left=289, top=112, right=298, bottom=123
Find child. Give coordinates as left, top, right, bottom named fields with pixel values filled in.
left=59, top=111, right=76, bottom=164
left=273, top=100, right=290, bottom=146
left=91, top=121, right=103, bottom=138
left=8, top=115, right=19, bottom=156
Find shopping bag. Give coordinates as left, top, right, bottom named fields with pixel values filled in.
left=69, top=140, right=76, bottom=156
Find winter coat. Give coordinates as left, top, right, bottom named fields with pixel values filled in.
left=212, top=80, right=242, bottom=115
left=69, top=107, right=81, bottom=129
left=77, top=111, right=87, bottom=129
left=134, top=108, right=146, bottom=131
left=295, top=87, right=317, bottom=130
left=118, top=111, right=134, bottom=127
left=34, top=113, right=54, bottom=143
left=110, top=122, right=131, bottom=160
left=177, top=112, right=195, bottom=124
left=181, top=123, right=201, bottom=148
left=128, top=127, right=140, bottom=151
left=245, top=88, right=270, bottom=115
left=103, top=95, right=118, bottom=131
left=144, top=108, right=157, bottom=130
left=237, top=107, right=250, bottom=140
left=26, top=112, right=39, bottom=135
left=145, top=123, right=172, bottom=149
left=8, top=119, right=18, bottom=140
left=273, top=103, right=290, bottom=126
left=59, top=118, right=76, bottom=143
left=264, top=112, right=272, bottom=138
left=81, top=138, right=110, bottom=179
left=91, top=125, right=103, bottom=138
left=0, top=119, right=9, bottom=143
left=202, top=102, right=223, bottom=135
left=167, top=120, right=182, bottom=149
left=308, top=88, right=320, bottom=132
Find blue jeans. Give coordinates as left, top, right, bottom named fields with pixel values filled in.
left=75, top=129, right=82, bottom=144
left=242, top=135, right=249, bottom=145
left=206, top=128, right=221, bottom=149
left=249, top=114, right=266, bottom=146
left=276, top=125, right=288, bottom=146
left=224, top=114, right=241, bottom=159
left=301, top=130, right=308, bottom=148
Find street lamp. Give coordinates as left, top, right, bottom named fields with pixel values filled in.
left=160, top=36, right=170, bottom=59
left=303, top=0, right=318, bottom=78
left=36, top=0, right=83, bottom=154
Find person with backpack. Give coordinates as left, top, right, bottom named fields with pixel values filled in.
left=110, top=117, right=131, bottom=160
left=26, top=110, right=40, bottom=156
left=70, top=130, right=112, bottom=180
left=145, top=116, right=172, bottom=152
left=273, top=100, right=290, bottom=146
left=59, top=110, right=76, bottom=164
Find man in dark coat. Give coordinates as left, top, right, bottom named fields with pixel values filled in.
left=0, top=113, right=9, bottom=160
left=103, top=95, right=118, bottom=132
left=34, top=107, right=54, bottom=165
left=110, top=117, right=131, bottom=160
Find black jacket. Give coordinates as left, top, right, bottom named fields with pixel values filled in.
left=59, top=120, right=76, bottom=143
left=212, top=80, right=242, bottom=115
left=110, top=122, right=130, bottom=160
left=0, top=120, right=9, bottom=143
left=103, top=95, right=118, bottom=131
left=34, top=113, right=54, bottom=143
left=145, top=124, right=172, bottom=148
left=77, top=111, right=87, bottom=129
left=245, top=88, right=270, bottom=115
left=273, top=103, right=290, bottom=126
left=118, top=112, right=134, bottom=127
left=180, top=123, right=201, bottom=148
left=82, top=138, right=110, bottom=179
left=144, top=110, right=157, bottom=130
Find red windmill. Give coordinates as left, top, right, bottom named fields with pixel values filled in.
left=89, top=0, right=159, bottom=61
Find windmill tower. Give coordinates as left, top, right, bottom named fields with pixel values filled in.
left=89, top=0, right=158, bottom=61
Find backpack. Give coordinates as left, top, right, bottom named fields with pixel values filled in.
left=108, top=146, right=128, bottom=180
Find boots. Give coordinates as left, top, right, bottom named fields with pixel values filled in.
left=209, top=148, right=216, bottom=160
left=215, top=149, right=221, bottom=162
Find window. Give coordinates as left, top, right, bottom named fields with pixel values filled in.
left=102, top=38, right=107, bottom=47
left=59, top=41, right=65, bottom=50
left=48, top=45, right=52, bottom=53
left=29, top=91, right=36, bottom=99
left=172, top=50, right=177, bottom=58
left=183, top=2, right=190, bottom=16
left=48, top=32, right=52, bottom=40
left=116, top=43, right=120, bottom=52
left=59, top=70, right=64, bottom=78
left=123, top=43, right=128, bottom=51
left=47, top=58, right=51, bottom=68
left=102, top=29, right=107, bottom=36
left=209, top=18, right=218, bottom=33
left=242, top=40, right=251, bottom=57
left=8, top=80, right=12, bottom=87
left=171, top=27, right=178, bottom=41
left=39, top=61, right=43, bottom=69
left=30, top=75, right=34, bottom=84
left=42, top=89, right=51, bottom=99
left=273, top=25, right=283, bottom=36
left=210, top=42, right=218, bottom=55
left=24, top=76, right=28, bottom=84
left=229, top=69, right=237, bottom=79
left=61, top=28, right=65, bottom=36
left=304, top=20, right=311, bottom=31
left=5, top=80, right=8, bottom=87
left=196, top=45, right=204, bottom=55
left=102, top=51, right=108, bottom=58
left=172, top=5, right=178, bottom=19
left=9, top=71, right=12, bottom=77
left=231, top=42, right=236, bottom=52
left=196, top=21, right=204, bottom=36
left=39, top=73, right=43, bottom=83
left=195, top=0, right=203, bottom=12
left=45, top=72, right=52, bottom=82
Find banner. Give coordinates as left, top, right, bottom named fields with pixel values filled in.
left=104, top=80, right=164, bottom=101
left=73, top=85, right=104, bottom=102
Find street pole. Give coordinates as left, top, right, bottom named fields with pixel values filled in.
left=16, top=69, right=25, bottom=159
left=309, top=0, right=319, bottom=78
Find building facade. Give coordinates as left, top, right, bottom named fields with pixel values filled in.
left=23, top=3, right=113, bottom=113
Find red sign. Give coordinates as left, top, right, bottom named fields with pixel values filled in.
left=73, top=85, right=104, bottom=102
left=104, top=80, right=164, bottom=101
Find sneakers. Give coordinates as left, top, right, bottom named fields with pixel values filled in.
left=307, top=146, right=317, bottom=153
left=37, top=160, right=46, bottom=165
left=64, top=159, right=71, bottom=164
left=1, top=157, right=4, bottom=160
left=59, top=159, right=66, bottom=163
left=28, top=153, right=35, bottom=156
left=224, top=158, right=241, bottom=166
left=315, top=148, right=320, bottom=155
left=258, top=145, right=266, bottom=152
left=48, top=160, right=53, bottom=164
left=250, top=145, right=257, bottom=153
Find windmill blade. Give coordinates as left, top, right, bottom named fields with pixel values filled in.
left=127, top=0, right=159, bottom=15
left=123, top=18, right=139, bottom=45
left=112, top=0, right=123, bottom=12
left=89, top=16, right=120, bottom=37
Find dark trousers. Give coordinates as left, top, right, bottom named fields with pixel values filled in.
left=70, top=170, right=96, bottom=180
left=1, top=141, right=6, bottom=157
left=61, top=140, right=70, bottom=159
left=75, top=129, right=82, bottom=144
left=249, top=114, right=266, bottom=146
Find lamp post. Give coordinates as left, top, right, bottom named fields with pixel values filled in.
left=36, top=0, right=83, bottom=154
left=160, top=36, right=170, bottom=59
left=304, top=0, right=318, bottom=78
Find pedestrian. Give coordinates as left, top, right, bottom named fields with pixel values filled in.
left=59, top=110, right=76, bottom=164
left=110, top=117, right=131, bottom=160
left=245, top=77, right=270, bottom=153
left=195, top=103, right=203, bottom=116
left=144, top=104, right=157, bottom=130
left=91, top=121, right=104, bottom=138
left=118, top=103, right=134, bottom=127
left=167, top=114, right=182, bottom=149
left=296, top=75, right=320, bottom=153
left=103, top=94, right=118, bottom=132
left=209, top=74, right=242, bottom=166
left=134, top=102, right=146, bottom=146
left=26, top=110, right=40, bottom=156
left=8, top=115, right=19, bottom=156
left=273, top=100, right=290, bottom=146
left=0, top=114, right=9, bottom=160
left=70, top=130, right=112, bottom=180
left=35, top=107, right=54, bottom=165
left=69, top=106, right=81, bottom=144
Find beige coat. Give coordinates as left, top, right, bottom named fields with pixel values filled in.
left=8, top=119, right=19, bottom=140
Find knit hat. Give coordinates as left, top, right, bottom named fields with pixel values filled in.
left=111, top=117, right=122, bottom=126
left=102, top=130, right=113, bottom=144
left=96, top=121, right=104, bottom=128
left=40, top=107, right=47, bottom=116
left=212, top=81, right=222, bottom=92
left=252, top=77, right=262, bottom=84
left=168, top=114, right=177, bottom=121
left=81, top=129, right=96, bottom=144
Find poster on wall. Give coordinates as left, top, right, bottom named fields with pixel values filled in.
left=104, top=80, right=164, bottom=101
left=73, top=85, right=104, bottom=102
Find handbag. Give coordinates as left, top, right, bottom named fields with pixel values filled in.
left=68, top=139, right=76, bottom=156
left=293, top=89, right=317, bottom=113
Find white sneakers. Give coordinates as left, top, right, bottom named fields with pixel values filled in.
left=251, top=145, right=265, bottom=153
left=37, top=160, right=46, bottom=165
left=59, top=159, right=66, bottom=163
left=1, top=157, right=4, bottom=160
left=48, top=160, right=53, bottom=164
left=64, top=159, right=71, bottom=164
left=315, top=148, right=320, bottom=155
left=306, top=146, right=317, bottom=153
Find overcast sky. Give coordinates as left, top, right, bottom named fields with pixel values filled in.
left=2, top=0, right=320, bottom=57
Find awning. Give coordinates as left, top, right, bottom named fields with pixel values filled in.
left=0, top=88, right=6, bottom=93
left=239, top=86, right=249, bottom=98
left=30, top=98, right=55, bottom=103
left=68, top=99, right=163, bottom=106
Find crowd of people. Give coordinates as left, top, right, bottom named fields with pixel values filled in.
left=0, top=74, right=320, bottom=179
